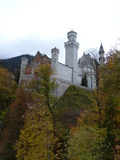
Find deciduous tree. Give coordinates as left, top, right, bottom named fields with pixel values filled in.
left=99, top=50, right=120, bottom=159
left=28, top=64, right=56, bottom=132
left=0, top=88, right=29, bottom=160
left=68, top=49, right=120, bottom=159
left=0, top=67, right=16, bottom=111
left=68, top=110, right=106, bottom=160
left=15, top=100, right=58, bottom=160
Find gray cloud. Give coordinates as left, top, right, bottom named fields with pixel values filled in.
left=0, top=35, right=65, bottom=63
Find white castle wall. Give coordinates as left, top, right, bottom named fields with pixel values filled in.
left=51, top=75, right=71, bottom=97
left=57, top=63, right=72, bottom=82
left=51, top=62, right=73, bottom=97
left=80, top=66, right=96, bottom=89
left=72, top=67, right=82, bottom=86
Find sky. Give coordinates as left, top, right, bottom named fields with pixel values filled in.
left=0, top=0, right=120, bottom=63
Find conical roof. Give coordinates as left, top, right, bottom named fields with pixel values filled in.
left=99, top=43, right=104, bottom=52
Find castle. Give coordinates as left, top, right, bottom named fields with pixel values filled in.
left=19, top=30, right=105, bottom=97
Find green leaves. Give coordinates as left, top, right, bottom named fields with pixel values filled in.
left=68, top=50, right=120, bottom=159
left=67, top=112, right=107, bottom=160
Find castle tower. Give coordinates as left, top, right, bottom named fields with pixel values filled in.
left=64, top=30, right=79, bottom=68
left=99, top=43, right=105, bottom=65
left=51, top=47, right=59, bottom=75
left=20, top=57, right=28, bottom=76
left=19, top=57, right=28, bottom=85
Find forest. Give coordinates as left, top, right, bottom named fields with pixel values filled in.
left=0, top=48, right=120, bottom=160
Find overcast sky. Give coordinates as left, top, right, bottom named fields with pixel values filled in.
left=0, top=0, right=120, bottom=63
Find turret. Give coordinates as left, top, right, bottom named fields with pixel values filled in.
left=51, top=47, right=59, bottom=75
left=67, top=30, right=77, bottom=41
left=20, top=57, right=28, bottom=76
left=99, top=43, right=105, bottom=65
left=19, top=57, right=28, bottom=85
left=64, top=30, right=79, bottom=68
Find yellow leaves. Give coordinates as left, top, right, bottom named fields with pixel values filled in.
left=15, top=102, right=56, bottom=160
left=34, top=64, right=52, bottom=80
left=0, top=67, right=16, bottom=89
left=14, top=64, right=59, bottom=159
left=100, top=51, right=120, bottom=95
left=28, top=64, right=56, bottom=107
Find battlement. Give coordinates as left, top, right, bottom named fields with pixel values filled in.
left=67, top=30, right=77, bottom=41
left=51, top=47, right=59, bottom=53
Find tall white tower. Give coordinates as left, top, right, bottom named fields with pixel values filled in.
left=51, top=47, right=59, bottom=75
left=64, top=30, right=79, bottom=69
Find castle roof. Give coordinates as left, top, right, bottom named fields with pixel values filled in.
left=67, top=30, right=77, bottom=35
left=67, top=30, right=77, bottom=41
left=32, top=51, right=50, bottom=63
left=99, top=43, right=104, bottom=52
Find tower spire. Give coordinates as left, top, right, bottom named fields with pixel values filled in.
left=99, top=43, right=104, bottom=53
left=99, top=43, right=105, bottom=65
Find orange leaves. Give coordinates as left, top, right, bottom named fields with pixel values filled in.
left=0, top=88, right=30, bottom=159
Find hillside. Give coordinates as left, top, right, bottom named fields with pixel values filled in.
left=0, top=54, right=33, bottom=72
left=53, top=85, right=92, bottom=135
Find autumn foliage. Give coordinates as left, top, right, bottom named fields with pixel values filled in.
left=0, top=50, right=120, bottom=160
left=68, top=49, right=120, bottom=159
left=0, top=88, right=30, bottom=160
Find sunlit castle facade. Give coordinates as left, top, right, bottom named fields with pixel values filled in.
left=19, top=30, right=105, bottom=97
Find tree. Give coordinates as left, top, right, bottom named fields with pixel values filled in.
left=86, top=49, right=120, bottom=159
left=68, top=49, right=120, bottom=160
left=28, top=64, right=56, bottom=132
left=85, top=48, right=102, bottom=119
left=0, top=88, right=29, bottom=160
left=14, top=100, right=58, bottom=160
left=98, top=50, right=120, bottom=159
left=85, top=48, right=99, bottom=62
left=28, top=64, right=56, bottom=107
left=0, top=67, right=16, bottom=111
left=14, top=64, right=61, bottom=160
left=0, top=67, right=17, bottom=143
left=67, top=109, right=106, bottom=160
